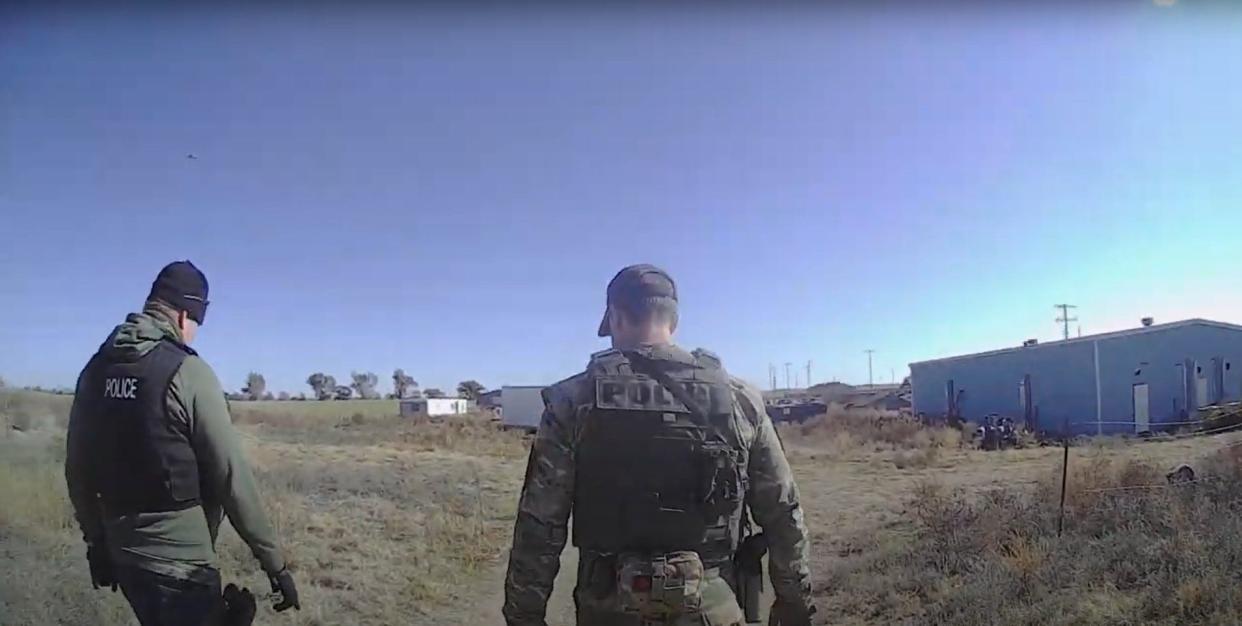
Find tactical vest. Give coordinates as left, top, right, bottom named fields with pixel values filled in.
left=81, top=340, right=202, bottom=514
left=572, top=348, right=745, bottom=566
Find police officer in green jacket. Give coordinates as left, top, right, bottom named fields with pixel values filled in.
left=65, top=261, right=299, bottom=625
left=503, top=264, right=816, bottom=626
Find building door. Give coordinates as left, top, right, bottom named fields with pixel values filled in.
left=1212, top=357, right=1225, bottom=405
left=1133, top=383, right=1150, bottom=434
left=1229, top=360, right=1237, bottom=402
left=1019, top=374, right=1034, bottom=431
left=1196, top=374, right=1210, bottom=408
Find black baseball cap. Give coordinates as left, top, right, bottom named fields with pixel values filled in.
left=597, top=264, right=678, bottom=337
left=148, top=260, right=210, bottom=324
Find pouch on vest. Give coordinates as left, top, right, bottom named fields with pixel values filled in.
left=616, top=551, right=705, bottom=620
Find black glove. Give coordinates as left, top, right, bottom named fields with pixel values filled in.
left=269, top=568, right=300, bottom=612
left=768, top=597, right=817, bottom=626
left=206, top=584, right=258, bottom=626
left=87, top=545, right=118, bottom=592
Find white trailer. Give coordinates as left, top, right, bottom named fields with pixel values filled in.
left=400, top=397, right=470, bottom=418
left=501, top=386, right=546, bottom=431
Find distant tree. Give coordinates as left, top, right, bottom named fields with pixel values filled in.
left=243, top=372, right=267, bottom=401
left=304, top=372, right=335, bottom=399
left=351, top=371, right=381, bottom=400
left=295, top=392, right=307, bottom=401
left=226, top=392, right=248, bottom=402
left=392, top=369, right=418, bottom=399
left=277, top=391, right=291, bottom=401
left=424, top=388, right=446, bottom=399
left=0, top=375, right=6, bottom=389
left=307, top=373, right=337, bottom=401
left=333, top=385, right=354, bottom=401
left=456, top=380, right=486, bottom=402
left=262, top=391, right=275, bottom=401
left=307, top=373, right=324, bottom=399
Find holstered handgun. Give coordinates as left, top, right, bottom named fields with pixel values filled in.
left=732, top=532, right=768, bottom=623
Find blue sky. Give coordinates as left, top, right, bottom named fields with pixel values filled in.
left=3, top=3, right=1240, bottom=395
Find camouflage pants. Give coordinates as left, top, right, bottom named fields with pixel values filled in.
left=574, top=553, right=746, bottom=626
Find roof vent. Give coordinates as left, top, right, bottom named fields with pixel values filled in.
left=1141, top=317, right=1154, bottom=327
left=1023, top=339, right=1039, bottom=347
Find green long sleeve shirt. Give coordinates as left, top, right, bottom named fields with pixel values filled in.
left=65, top=311, right=286, bottom=582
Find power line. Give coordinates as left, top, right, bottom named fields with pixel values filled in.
left=1055, top=304, right=1079, bottom=341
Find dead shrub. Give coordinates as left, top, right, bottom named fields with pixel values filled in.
left=824, top=453, right=1242, bottom=625
left=783, top=409, right=966, bottom=456
left=893, top=447, right=940, bottom=470
left=0, top=438, right=76, bottom=535
left=0, top=390, right=71, bottom=433
left=402, top=414, right=527, bottom=459
left=1203, top=443, right=1242, bottom=480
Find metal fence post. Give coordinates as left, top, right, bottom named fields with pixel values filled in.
left=1058, top=418, right=1070, bottom=537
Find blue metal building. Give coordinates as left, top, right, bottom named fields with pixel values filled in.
left=909, top=319, right=1242, bottom=436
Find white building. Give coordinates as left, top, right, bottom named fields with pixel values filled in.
left=399, top=397, right=470, bottom=418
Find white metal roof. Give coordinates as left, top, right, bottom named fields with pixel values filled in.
left=909, top=318, right=1242, bottom=368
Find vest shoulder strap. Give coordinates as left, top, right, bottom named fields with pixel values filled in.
left=148, top=340, right=193, bottom=379
left=587, top=348, right=631, bottom=376
left=160, top=338, right=198, bottom=357
left=543, top=372, right=591, bottom=409
left=729, top=378, right=766, bottom=427
left=691, top=348, right=722, bottom=369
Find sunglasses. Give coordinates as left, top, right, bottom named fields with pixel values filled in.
left=183, top=294, right=210, bottom=324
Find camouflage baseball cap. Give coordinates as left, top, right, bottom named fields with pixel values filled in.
left=597, top=264, right=678, bottom=337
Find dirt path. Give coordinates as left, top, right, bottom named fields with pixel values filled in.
left=457, top=541, right=580, bottom=625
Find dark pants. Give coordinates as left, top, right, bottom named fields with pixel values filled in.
left=116, top=565, right=221, bottom=626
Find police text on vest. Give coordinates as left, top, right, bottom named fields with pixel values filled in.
left=104, top=377, right=139, bottom=399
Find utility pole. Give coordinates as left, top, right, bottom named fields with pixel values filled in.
left=1054, top=304, right=1078, bottom=341
left=806, top=361, right=812, bottom=388
left=784, top=362, right=792, bottom=390
left=768, top=364, right=777, bottom=390
left=891, top=368, right=895, bottom=384
left=864, top=350, right=875, bottom=387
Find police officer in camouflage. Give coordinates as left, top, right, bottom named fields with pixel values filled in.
left=503, top=264, right=816, bottom=626
left=65, top=261, right=299, bottom=626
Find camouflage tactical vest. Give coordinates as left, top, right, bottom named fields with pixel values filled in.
left=80, top=340, right=202, bottom=515
left=572, top=348, right=745, bottom=566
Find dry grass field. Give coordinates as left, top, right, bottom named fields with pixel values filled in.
left=1, top=392, right=528, bottom=626
left=5, top=391, right=1242, bottom=625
